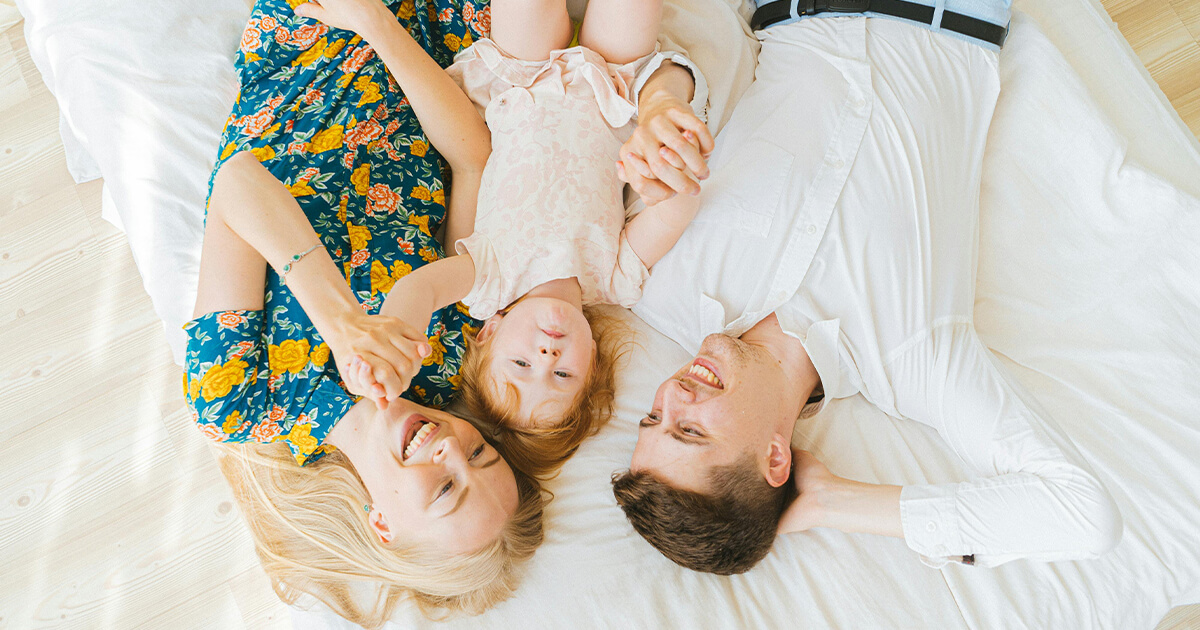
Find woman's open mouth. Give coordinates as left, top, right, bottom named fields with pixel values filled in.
left=402, top=415, right=439, bottom=461
left=686, top=358, right=724, bottom=389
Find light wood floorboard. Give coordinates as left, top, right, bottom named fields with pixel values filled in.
left=1, top=3, right=1198, bottom=629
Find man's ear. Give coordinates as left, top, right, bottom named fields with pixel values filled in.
left=368, top=508, right=394, bottom=544
left=764, top=434, right=793, bottom=488
left=475, top=314, right=504, bottom=343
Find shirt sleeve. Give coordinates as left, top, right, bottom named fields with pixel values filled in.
left=630, top=49, right=710, bottom=124
left=889, top=324, right=1123, bottom=568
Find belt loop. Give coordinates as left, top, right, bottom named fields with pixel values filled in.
left=789, top=0, right=801, bottom=21
left=931, top=0, right=945, bottom=30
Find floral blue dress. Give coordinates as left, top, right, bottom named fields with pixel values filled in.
left=182, top=0, right=490, bottom=465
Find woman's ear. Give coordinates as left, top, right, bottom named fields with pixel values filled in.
left=475, top=314, right=504, bottom=343
left=763, top=434, right=794, bottom=488
left=367, top=508, right=394, bottom=544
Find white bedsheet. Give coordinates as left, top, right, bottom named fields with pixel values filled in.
left=17, top=0, right=1200, bottom=627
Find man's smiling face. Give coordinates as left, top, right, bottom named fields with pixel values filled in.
left=630, top=333, right=799, bottom=492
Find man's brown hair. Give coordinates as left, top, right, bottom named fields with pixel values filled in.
left=611, top=456, right=794, bottom=575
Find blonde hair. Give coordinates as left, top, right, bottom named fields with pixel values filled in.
left=459, top=306, right=632, bottom=480
left=214, top=438, right=544, bottom=628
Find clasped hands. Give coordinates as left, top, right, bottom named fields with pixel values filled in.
left=618, top=90, right=714, bottom=206
left=325, top=311, right=430, bottom=410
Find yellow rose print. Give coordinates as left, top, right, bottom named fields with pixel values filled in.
left=337, top=194, right=349, bottom=223
left=351, top=163, right=370, bottom=196
left=407, top=213, right=431, bottom=235
left=444, top=33, right=462, bottom=51
left=431, top=189, right=445, bottom=206
left=288, top=422, right=320, bottom=460
left=222, top=410, right=246, bottom=434
left=354, top=75, right=383, bottom=107
left=288, top=180, right=317, bottom=197
left=310, top=342, right=331, bottom=367
left=324, top=39, right=347, bottom=58
left=219, top=142, right=237, bottom=160
left=419, top=247, right=438, bottom=263
left=409, top=186, right=432, bottom=201
left=449, top=373, right=462, bottom=390
left=269, top=339, right=312, bottom=375
left=409, top=140, right=428, bottom=157
left=371, top=260, right=398, bottom=294
left=199, top=358, right=249, bottom=402
left=250, top=145, right=276, bottom=162
left=309, top=124, right=345, bottom=153
left=423, top=335, right=446, bottom=366
left=411, top=385, right=427, bottom=400
left=397, top=0, right=416, bottom=19
left=390, top=260, right=413, bottom=280
left=294, top=37, right=329, bottom=67
left=347, top=223, right=372, bottom=251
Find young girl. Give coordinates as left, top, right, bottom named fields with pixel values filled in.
left=302, top=0, right=707, bottom=478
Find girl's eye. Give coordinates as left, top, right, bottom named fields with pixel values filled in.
left=438, top=480, right=454, bottom=499
left=470, top=444, right=485, bottom=461
left=554, top=370, right=570, bottom=378
left=513, top=359, right=529, bottom=367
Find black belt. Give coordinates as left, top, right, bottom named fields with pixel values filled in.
left=750, top=0, right=1008, bottom=48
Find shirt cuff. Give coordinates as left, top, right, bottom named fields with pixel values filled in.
left=630, top=49, right=710, bottom=125
left=900, top=483, right=967, bottom=567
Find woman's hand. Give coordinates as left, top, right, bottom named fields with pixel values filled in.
left=619, top=93, right=713, bottom=206
left=294, top=0, right=396, bottom=42
left=326, top=312, right=431, bottom=409
left=777, top=449, right=836, bottom=534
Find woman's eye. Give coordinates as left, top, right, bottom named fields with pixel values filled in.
left=470, top=444, right=485, bottom=461
left=554, top=370, right=570, bottom=378
left=438, top=480, right=454, bottom=499
left=513, top=359, right=529, bottom=367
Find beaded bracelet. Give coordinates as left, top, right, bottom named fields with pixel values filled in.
left=279, top=244, right=321, bottom=284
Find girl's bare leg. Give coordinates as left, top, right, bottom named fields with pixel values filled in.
left=578, top=0, right=661, bottom=64
left=490, top=0, right=573, bottom=61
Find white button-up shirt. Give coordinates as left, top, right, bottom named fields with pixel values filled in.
left=634, top=16, right=1121, bottom=567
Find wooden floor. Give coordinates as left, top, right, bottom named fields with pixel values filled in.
left=1, top=2, right=1198, bottom=629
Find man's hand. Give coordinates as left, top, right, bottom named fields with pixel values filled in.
left=777, top=449, right=836, bottom=534
left=294, top=0, right=395, bottom=42
left=619, top=94, right=713, bottom=206
left=326, top=312, right=431, bottom=409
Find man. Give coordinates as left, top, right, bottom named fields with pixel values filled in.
left=611, top=1, right=1123, bottom=574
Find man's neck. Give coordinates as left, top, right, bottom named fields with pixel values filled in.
left=741, top=313, right=822, bottom=420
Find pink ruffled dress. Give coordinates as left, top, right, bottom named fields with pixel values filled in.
left=448, top=39, right=653, bottom=320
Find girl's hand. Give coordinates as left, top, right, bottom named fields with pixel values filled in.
left=777, top=449, right=836, bottom=534
left=294, top=0, right=396, bottom=42
left=619, top=94, right=713, bottom=206
left=327, top=313, right=431, bottom=408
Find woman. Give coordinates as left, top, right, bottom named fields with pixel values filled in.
left=181, top=0, right=543, bottom=625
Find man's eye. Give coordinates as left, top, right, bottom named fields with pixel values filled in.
left=470, top=444, right=485, bottom=461
left=513, top=359, right=529, bottom=367
left=554, top=370, right=570, bottom=378
left=438, top=480, right=453, bottom=498
left=683, top=427, right=702, bottom=437
left=639, top=413, right=661, bottom=427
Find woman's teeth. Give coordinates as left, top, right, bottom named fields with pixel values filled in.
left=688, top=363, right=723, bottom=388
left=404, top=421, right=436, bottom=459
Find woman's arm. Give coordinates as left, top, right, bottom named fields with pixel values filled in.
left=295, top=0, right=490, bottom=248
left=296, top=0, right=490, bottom=174
left=209, top=152, right=430, bottom=405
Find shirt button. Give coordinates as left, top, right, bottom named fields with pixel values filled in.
left=926, top=522, right=937, bottom=532
left=806, top=224, right=817, bottom=235
left=853, top=96, right=867, bottom=110
left=825, top=156, right=845, bottom=169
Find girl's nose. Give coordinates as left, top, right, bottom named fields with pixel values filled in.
left=539, top=346, right=561, bottom=358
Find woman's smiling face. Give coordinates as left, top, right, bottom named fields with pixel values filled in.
left=354, top=398, right=519, bottom=556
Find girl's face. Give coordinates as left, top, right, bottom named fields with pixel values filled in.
left=480, top=297, right=596, bottom=427
left=356, top=398, right=520, bottom=556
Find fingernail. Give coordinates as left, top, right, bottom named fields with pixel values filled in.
left=684, top=130, right=695, bottom=141
left=421, top=343, right=431, bottom=357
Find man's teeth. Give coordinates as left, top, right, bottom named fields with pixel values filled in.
left=404, top=421, right=435, bottom=459
left=688, top=364, right=723, bottom=388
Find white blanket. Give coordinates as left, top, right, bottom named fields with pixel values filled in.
left=18, top=0, right=1200, bottom=627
